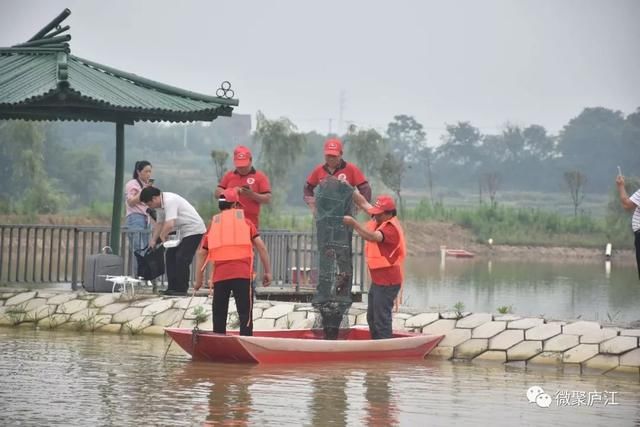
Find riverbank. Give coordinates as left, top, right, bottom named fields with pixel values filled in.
left=1, top=289, right=638, bottom=379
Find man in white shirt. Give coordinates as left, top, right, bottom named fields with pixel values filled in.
left=616, top=174, right=640, bottom=280
left=140, top=187, right=206, bottom=295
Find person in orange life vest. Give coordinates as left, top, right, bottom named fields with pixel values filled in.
left=214, top=145, right=271, bottom=229
left=194, top=188, right=272, bottom=336
left=343, top=195, right=406, bottom=339
left=303, top=138, right=372, bottom=212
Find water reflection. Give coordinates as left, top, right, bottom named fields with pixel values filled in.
left=403, top=256, right=640, bottom=322
left=363, top=371, right=399, bottom=426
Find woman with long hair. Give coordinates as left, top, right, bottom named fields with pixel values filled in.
left=125, top=160, right=153, bottom=275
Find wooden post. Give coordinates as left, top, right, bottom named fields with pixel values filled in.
left=110, top=121, right=125, bottom=254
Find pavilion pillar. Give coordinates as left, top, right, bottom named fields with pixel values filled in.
left=110, top=121, right=125, bottom=255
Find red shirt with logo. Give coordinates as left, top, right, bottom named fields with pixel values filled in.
left=369, top=222, right=403, bottom=286
left=201, top=219, right=258, bottom=283
left=218, top=168, right=271, bottom=228
left=306, top=160, right=367, bottom=189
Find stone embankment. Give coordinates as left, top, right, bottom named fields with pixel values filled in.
left=1, top=289, right=638, bottom=378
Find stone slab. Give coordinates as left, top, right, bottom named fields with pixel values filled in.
left=184, top=304, right=212, bottom=320
left=456, top=313, right=492, bottom=329
left=57, top=299, right=88, bottom=315
left=356, top=313, right=368, bottom=325
left=393, top=313, right=412, bottom=320
left=92, top=294, right=121, bottom=308
left=153, top=308, right=184, bottom=327
left=47, top=293, right=78, bottom=305
left=489, top=329, right=524, bottom=350
left=507, top=341, right=542, bottom=361
left=131, top=297, right=164, bottom=308
left=620, top=329, right=640, bottom=337
left=582, top=355, right=619, bottom=375
left=453, top=339, right=488, bottom=359
left=262, top=304, right=295, bottom=319
left=142, top=325, right=167, bottom=336
left=253, top=308, right=263, bottom=320
left=5, top=292, right=37, bottom=306
left=27, top=305, right=55, bottom=321
left=544, top=334, right=579, bottom=352
left=112, top=307, right=143, bottom=324
left=428, top=346, right=453, bottom=359
left=422, top=319, right=457, bottom=335
left=100, top=303, right=129, bottom=315
left=580, top=328, right=618, bottom=344
left=37, top=314, right=69, bottom=329
left=562, top=321, right=601, bottom=335
left=472, top=321, right=506, bottom=338
left=253, top=301, right=273, bottom=309
left=392, top=318, right=406, bottom=331
left=275, top=316, right=289, bottom=329
left=600, top=336, right=638, bottom=355
left=440, top=311, right=471, bottom=320
left=527, top=351, right=563, bottom=366
left=287, top=311, right=307, bottom=324
left=526, top=324, right=561, bottom=341
left=438, top=328, right=471, bottom=347
left=70, top=308, right=99, bottom=322
left=493, top=314, right=521, bottom=322
left=620, top=348, right=640, bottom=367
left=473, top=350, right=506, bottom=363
left=142, top=299, right=174, bottom=316
left=562, top=344, right=599, bottom=363
left=174, top=297, right=209, bottom=309
left=123, top=316, right=153, bottom=334
left=254, top=318, right=275, bottom=330
left=405, top=313, right=439, bottom=328
left=507, top=318, right=544, bottom=330
left=290, top=318, right=314, bottom=329
left=605, top=366, right=640, bottom=378
left=97, top=323, right=122, bottom=333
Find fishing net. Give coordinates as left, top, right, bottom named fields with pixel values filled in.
left=311, top=176, right=355, bottom=339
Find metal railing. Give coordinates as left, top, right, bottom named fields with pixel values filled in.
left=0, top=224, right=366, bottom=292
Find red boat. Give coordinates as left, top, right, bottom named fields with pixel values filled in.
left=445, top=249, right=475, bottom=258
left=164, top=327, right=444, bottom=364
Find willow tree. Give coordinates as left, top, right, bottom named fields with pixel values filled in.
left=210, top=149, right=229, bottom=182
left=253, top=111, right=306, bottom=210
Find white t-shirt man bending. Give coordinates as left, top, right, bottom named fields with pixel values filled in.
left=141, top=187, right=206, bottom=295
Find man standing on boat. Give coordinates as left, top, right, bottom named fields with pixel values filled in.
left=215, top=145, right=271, bottom=229
left=343, top=195, right=406, bottom=339
left=303, top=138, right=372, bottom=211
left=194, top=188, right=272, bottom=336
left=616, top=173, right=640, bottom=280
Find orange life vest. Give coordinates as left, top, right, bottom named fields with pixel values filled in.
left=207, top=209, right=253, bottom=262
left=364, top=216, right=406, bottom=271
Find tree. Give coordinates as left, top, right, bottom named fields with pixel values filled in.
left=345, top=128, right=384, bottom=180
left=564, top=170, right=587, bottom=217
left=253, top=111, right=306, bottom=208
left=210, top=149, right=229, bottom=182
left=481, top=172, right=500, bottom=208
left=379, top=152, right=405, bottom=215
left=386, top=114, right=427, bottom=163
left=621, top=107, right=640, bottom=174
left=416, top=145, right=435, bottom=204
left=436, top=121, right=482, bottom=166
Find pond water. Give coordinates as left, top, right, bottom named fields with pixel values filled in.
left=401, top=257, right=640, bottom=323
left=0, top=329, right=638, bottom=426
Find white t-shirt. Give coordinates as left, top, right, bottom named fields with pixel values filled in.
left=156, top=192, right=206, bottom=238
left=630, top=189, right=640, bottom=232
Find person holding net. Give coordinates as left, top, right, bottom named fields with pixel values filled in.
left=303, top=138, right=372, bottom=339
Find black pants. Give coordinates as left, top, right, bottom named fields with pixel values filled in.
left=165, top=233, right=203, bottom=293
left=213, top=278, right=253, bottom=336
left=635, top=230, right=640, bottom=280
left=367, top=283, right=401, bottom=339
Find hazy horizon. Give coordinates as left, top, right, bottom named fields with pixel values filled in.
left=2, top=0, right=639, bottom=143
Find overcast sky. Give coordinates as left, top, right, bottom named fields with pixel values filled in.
left=2, top=0, right=639, bottom=143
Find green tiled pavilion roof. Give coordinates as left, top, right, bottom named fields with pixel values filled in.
left=0, top=10, right=238, bottom=124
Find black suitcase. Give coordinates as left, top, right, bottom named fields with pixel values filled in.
left=83, top=247, right=124, bottom=292
left=134, top=246, right=165, bottom=281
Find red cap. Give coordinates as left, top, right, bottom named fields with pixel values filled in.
left=324, top=138, right=343, bottom=156
left=367, top=195, right=396, bottom=215
left=233, top=145, right=252, bottom=167
left=221, top=187, right=242, bottom=205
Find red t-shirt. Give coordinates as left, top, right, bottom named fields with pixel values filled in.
left=368, top=222, right=403, bottom=286
left=201, top=218, right=258, bottom=283
left=306, top=161, right=367, bottom=188
left=218, top=168, right=271, bottom=228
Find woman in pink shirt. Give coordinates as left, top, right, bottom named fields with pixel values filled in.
left=125, top=161, right=153, bottom=275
